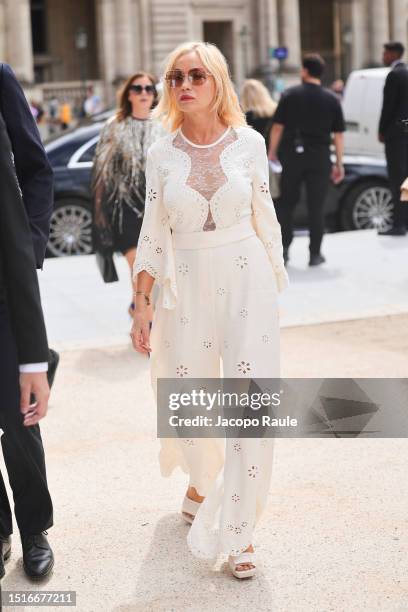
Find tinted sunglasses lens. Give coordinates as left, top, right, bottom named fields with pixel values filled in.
left=145, top=85, right=155, bottom=94
left=190, top=70, right=207, bottom=85
left=130, top=85, right=143, bottom=93
left=165, top=71, right=183, bottom=88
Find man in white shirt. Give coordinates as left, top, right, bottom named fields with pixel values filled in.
left=0, top=95, right=54, bottom=579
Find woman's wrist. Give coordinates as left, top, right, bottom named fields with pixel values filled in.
left=133, top=291, right=151, bottom=306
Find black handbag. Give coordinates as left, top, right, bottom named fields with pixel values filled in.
left=93, top=225, right=119, bottom=283
left=95, top=248, right=119, bottom=283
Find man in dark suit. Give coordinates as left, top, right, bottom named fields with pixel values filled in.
left=0, top=64, right=55, bottom=579
left=378, top=41, right=408, bottom=236
left=0, top=63, right=53, bottom=265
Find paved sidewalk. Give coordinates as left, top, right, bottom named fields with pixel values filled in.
left=1, top=314, right=408, bottom=611
left=38, top=229, right=408, bottom=350
left=1, top=230, right=407, bottom=610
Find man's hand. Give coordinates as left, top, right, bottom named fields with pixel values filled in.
left=331, top=163, right=345, bottom=185
left=20, top=372, right=50, bottom=426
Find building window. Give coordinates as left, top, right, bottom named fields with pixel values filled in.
left=31, top=0, right=47, bottom=55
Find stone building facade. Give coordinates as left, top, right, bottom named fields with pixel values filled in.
left=1, top=0, right=407, bottom=101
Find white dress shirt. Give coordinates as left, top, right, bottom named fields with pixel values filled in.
left=19, top=362, right=48, bottom=373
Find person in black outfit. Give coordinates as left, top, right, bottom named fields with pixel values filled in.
left=0, top=63, right=55, bottom=579
left=240, top=78, right=277, bottom=151
left=378, top=41, right=408, bottom=236
left=269, top=54, right=345, bottom=265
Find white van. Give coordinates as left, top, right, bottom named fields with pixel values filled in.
left=342, top=67, right=390, bottom=158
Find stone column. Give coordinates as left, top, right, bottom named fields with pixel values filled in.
left=138, top=0, right=153, bottom=73
left=115, top=0, right=135, bottom=80
left=266, top=0, right=279, bottom=52
left=278, top=0, right=301, bottom=69
left=5, top=0, right=34, bottom=83
left=0, top=1, right=6, bottom=63
left=389, top=0, right=408, bottom=46
left=369, top=0, right=389, bottom=65
left=96, top=0, right=116, bottom=85
left=350, top=0, right=370, bottom=69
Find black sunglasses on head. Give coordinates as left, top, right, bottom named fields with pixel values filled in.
left=129, top=84, right=156, bottom=94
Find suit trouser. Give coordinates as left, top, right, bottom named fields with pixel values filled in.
left=0, top=303, right=53, bottom=537
left=385, top=134, right=408, bottom=229
left=277, top=151, right=331, bottom=255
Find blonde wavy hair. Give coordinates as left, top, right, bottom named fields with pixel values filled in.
left=240, top=79, right=277, bottom=118
left=152, top=41, right=247, bottom=131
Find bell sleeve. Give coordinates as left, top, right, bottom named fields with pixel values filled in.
left=251, top=134, right=289, bottom=293
left=133, top=147, right=177, bottom=309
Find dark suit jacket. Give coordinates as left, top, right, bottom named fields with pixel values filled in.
left=0, top=63, right=53, bottom=268
left=379, top=61, right=408, bottom=140
left=0, top=111, right=49, bottom=364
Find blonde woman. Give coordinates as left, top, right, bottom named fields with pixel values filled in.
left=240, top=78, right=277, bottom=151
left=131, top=42, right=289, bottom=579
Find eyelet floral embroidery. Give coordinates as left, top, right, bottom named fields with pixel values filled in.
left=155, top=246, right=163, bottom=254
left=226, top=521, right=249, bottom=534
left=233, top=442, right=241, bottom=452
left=260, top=181, right=269, bottom=194
left=180, top=316, right=189, bottom=325
left=232, top=493, right=240, bottom=502
left=240, top=308, right=248, bottom=318
left=183, top=439, right=195, bottom=446
left=262, top=335, right=270, bottom=343
left=216, top=287, right=226, bottom=296
left=176, top=365, right=188, bottom=377
left=203, top=340, right=212, bottom=349
left=248, top=465, right=259, bottom=478
left=235, top=255, right=248, bottom=269
left=147, top=188, right=157, bottom=201
left=237, top=361, right=251, bottom=374
left=178, top=263, right=189, bottom=275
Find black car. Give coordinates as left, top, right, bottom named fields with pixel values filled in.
left=45, top=124, right=393, bottom=257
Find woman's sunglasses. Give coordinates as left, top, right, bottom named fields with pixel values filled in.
left=165, top=68, right=212, bottom=88
left=129, top=84, right=156, bottom=95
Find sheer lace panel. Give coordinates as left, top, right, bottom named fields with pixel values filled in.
left=173, top=128, right=238, bottom=231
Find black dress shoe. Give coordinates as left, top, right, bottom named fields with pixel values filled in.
left=0, top=535, right=11, bottom=580
left=21, top=532, right=54, bottom=579
left=309, top=253, right=326, bottom=266
left=0, top=535, right=11, bottom=562
left=378, top=227, right=406, bottom=236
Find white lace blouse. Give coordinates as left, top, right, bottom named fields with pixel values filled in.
left=133, top=125, right=289, bottom=308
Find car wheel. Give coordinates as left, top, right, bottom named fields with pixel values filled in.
left=47, top=198, right=93, bottom=257
left=340, top=181, right=393, bottom=231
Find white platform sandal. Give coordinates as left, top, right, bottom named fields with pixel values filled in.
left=228, top=551, right=256, bottom=579
left=181, top=495, right=201, bottom=524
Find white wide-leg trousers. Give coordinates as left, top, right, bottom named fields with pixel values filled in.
left=150, top=222, right=280, bottom=559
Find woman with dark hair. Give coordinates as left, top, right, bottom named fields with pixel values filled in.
left=92, top=71, right=166, bottom=315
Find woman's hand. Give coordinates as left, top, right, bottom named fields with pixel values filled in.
left=130, top=306, right=152, bottom=354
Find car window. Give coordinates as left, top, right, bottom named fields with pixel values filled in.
left=47, top=141, right=81, bottom=167
left=78, top=141, right=98, bottom=163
